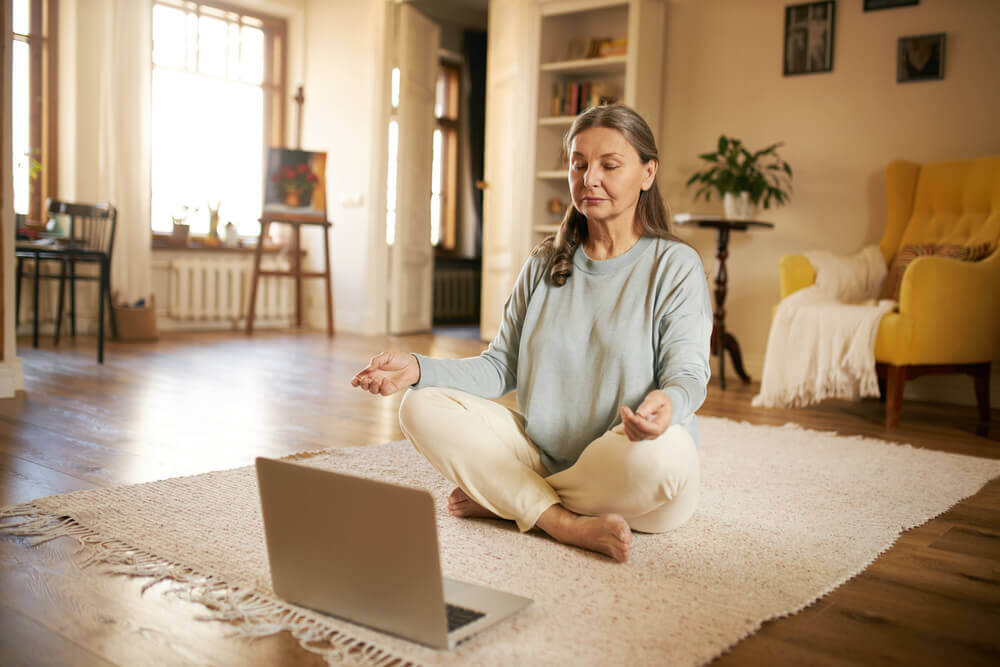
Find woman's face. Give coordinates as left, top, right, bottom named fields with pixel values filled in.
left=568, top=127, right=657, bottom=227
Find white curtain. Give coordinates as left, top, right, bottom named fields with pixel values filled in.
left=94, top=0, right=153, bottom=304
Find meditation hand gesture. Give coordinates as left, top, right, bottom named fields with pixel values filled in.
left=350, top=351, right=420, bottom=396
left=619, top=389, right=673, bottom=442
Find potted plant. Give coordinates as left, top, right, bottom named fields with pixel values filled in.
left=686, top=135, right=793, bottom=220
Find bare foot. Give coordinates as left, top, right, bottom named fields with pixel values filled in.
left=448, top=487, right=501, bottom=520
left=536, top=505, right=632, bottom=563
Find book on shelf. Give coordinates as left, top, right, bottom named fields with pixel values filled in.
left=550, top=80, right=618, bottom=117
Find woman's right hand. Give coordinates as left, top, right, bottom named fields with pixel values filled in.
left=350, top=351, right=420, bottom=396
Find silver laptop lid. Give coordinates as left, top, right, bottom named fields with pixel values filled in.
left=255, top=457, right=450, bottom=647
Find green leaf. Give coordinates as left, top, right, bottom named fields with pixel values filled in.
left=718, top=136, right=728, bottom=154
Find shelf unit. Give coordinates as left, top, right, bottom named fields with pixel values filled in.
left=530, top=0, right=665, bottom=240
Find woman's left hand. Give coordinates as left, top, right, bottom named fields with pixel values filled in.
left=619, top=390, right=673, bottom=442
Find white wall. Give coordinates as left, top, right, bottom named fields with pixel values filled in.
left=659, top=0, right=1000, bottom=406
left=299, top=0, right=386, bottom=335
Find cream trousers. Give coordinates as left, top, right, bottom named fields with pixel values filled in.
left=397, top=386, right=700, bottom=533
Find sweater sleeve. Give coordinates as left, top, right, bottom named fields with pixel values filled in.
left=655, top=247, right=713, bottom=425
left=411, top=253, right=545, bottom=398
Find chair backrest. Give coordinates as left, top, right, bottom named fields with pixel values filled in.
left=881, top=156, right=1000, bottom=264
left=47, top=199, right=117, bottom=256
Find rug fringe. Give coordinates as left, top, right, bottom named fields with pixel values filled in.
left=0, top=504, right=415, bottom=667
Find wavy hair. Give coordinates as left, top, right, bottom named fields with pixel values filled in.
left=532, top=104, right=681, bottom=286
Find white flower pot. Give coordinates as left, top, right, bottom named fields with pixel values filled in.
left=723, top=191, right=756, bottom=220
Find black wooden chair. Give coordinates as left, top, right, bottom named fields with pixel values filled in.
left=15, top=199, right=118, bottom=363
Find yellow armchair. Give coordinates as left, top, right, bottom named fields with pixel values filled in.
left=778, top=156, right=1000, bottom=428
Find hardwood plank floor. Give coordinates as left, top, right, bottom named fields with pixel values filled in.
left=1, top=330, right=997, bottom=666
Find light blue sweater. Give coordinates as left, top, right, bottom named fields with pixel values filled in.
left=413, top=235, right=713, bottom=473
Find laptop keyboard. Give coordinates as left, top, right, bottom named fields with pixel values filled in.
left=446, top=603, right=486, bottom=632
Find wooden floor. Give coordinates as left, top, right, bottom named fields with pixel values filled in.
left=0, top=330, right=997, bottom=666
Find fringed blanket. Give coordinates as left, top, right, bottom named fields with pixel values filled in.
left=753, top=246, right=896, bottom=408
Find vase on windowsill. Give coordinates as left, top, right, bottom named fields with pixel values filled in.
left=171, top=222, right=190, bottom=247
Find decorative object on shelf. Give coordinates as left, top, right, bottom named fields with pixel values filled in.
left=263, top=148, right=327, bottom=222
left=598, top=38, right=627, bottom=57
left=897, top=33, right=945, bottom=83
left=207, top=201, right=221, bottom=240
left=783, top=1, right=835, bottom=76
left=864, top=0, right=917, bottom=10
left=686, top=135, right=793, bottom=220
left=223, top=222, right=241, bottom=248
left=585, top=37, right=626, bottom=58
left=547, top=197, right=568, bottom=220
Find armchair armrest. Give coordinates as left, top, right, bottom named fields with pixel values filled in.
left=778, top=254, right=817, bottom=300
left=898, top=251, right=1000, bottom=363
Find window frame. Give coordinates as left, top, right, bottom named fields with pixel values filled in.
left=11, top=0, right=58, bottom=223
left=150, top=0, right=287, bottom=241
left=433, top=59, right=461, bottom=253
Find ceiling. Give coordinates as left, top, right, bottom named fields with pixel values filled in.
left=408, top=0, right=489, bottom=30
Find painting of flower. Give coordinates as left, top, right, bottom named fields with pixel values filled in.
left=263, top=148, right=327, bottom=222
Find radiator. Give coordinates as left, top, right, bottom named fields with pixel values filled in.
left=433, top=263, right=481, bottom=323
left=168, top=256, right=294, bottom=322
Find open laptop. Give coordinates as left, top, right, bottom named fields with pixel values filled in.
left=255, top=457, right=532, bottom=650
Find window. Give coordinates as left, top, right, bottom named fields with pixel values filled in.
left=386, top=68, right=400, bottom=246
left=432, top=61, right=460, bottom=251
left=151, top=0, right=286, bottom=237
left=385, top=60, right=461, bottom=250
left=10, top=0, right=56, bottom=223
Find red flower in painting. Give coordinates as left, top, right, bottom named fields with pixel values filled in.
left=273, top=159, right=319, bottom=205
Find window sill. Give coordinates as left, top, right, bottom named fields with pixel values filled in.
left=151, top=234, right=296, bottom=255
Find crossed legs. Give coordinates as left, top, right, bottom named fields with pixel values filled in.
left=397, top=387, right=700, bottom=561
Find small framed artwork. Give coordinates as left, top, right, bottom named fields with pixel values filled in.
left=262, top=148, right=328, bottom=222
left=897, top=33, right=945, bottom=83
left=864, top=0, right=918, bottom=10
left=784, top=1, right=836, bottom=76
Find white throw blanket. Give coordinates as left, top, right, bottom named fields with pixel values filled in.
left=752, top=245, right=896, bottom=408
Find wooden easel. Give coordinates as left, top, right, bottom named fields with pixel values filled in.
left=246, top=214, right=334, bottom=336
left=246, top=86, right=334, bottom=336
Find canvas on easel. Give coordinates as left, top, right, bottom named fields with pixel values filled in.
left=262, top=148, right=327, bottom=222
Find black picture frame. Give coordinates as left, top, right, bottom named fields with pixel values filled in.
left=783, top=1, right=836, bottom=76
left=864, top=0, right=918, bottom=11
left=897, top=33, right=945, bottom=83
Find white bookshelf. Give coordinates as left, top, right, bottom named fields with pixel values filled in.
left=530, top=0, right=665, bottom=239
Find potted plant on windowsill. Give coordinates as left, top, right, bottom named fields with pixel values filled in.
left=686, top=135, right=793, bottom=220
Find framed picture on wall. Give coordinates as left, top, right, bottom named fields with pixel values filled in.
left=864, top=0, right=918, bottom=10
left=262, top=148, right=328, bottom=222
left=783, top=1, right=836, bottom=76
left=897, top=33, right=945, bottom=83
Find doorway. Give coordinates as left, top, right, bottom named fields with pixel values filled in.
left=390, top=1, right=487, bottom=340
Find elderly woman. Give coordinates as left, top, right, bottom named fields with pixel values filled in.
left=351, top=105, right=711, bottom=563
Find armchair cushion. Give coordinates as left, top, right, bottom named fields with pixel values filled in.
left=879, top=241, right=994, bottom=301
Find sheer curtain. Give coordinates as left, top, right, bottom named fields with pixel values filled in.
left=95, top=0, right=153, bottom=304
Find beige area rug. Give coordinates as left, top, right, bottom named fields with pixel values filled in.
left=2, top=417, right=999, bottom=666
